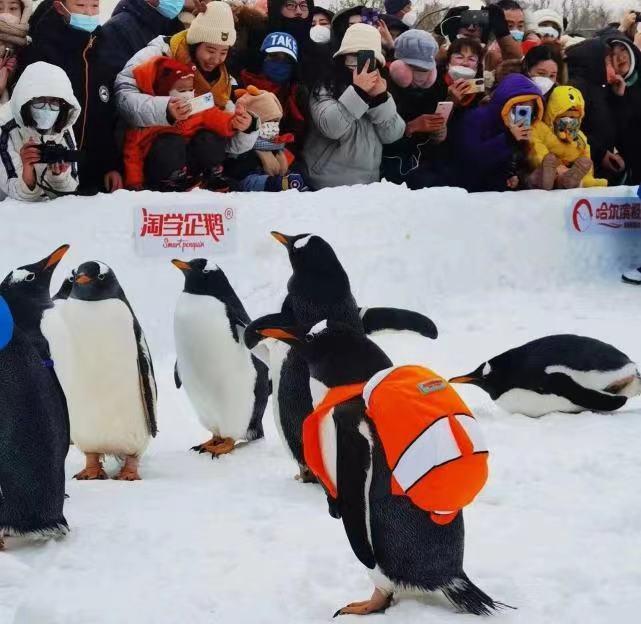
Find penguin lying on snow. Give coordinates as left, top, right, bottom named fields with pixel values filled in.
left=172, top=259, right=269, bottom=457
left=0, top=252, right=71, bottom=549
left=46, top=262, right=157, bottom=480
left=245, top=232, right=439, bottom=482
left=450, top=335, right=641, bottom=417
left=248, top=319, right=505, bottom=617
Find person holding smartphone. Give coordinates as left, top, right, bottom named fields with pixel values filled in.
left=303, top=23, right=405, bottom=189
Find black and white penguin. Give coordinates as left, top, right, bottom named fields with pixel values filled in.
left=47, top=261, right=157, bottom=480
left=0, top=293, right=68, bottom=549
left=245, top=232, right=439, bottom=481
left=248, top=319, right=502, bottom=617
left=449, top=334, right=641, bottom=417
left=171, top=259, right=269, bottom=456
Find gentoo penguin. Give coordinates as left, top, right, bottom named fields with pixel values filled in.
left=245, top=232, right=438, bottom=481
left=47, top=261, right=157, bottom=480
left=249, top=319, right=503, bottom=617
left=171, top=259, right=269, bottom=456
left=449, top=334, right=641, bottom=417
left=0, top=296, right=68, bottom=549
left=53, top=272, right=74, bottom=301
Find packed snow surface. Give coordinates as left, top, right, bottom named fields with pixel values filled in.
left=0, top=183, right=640, bottom=623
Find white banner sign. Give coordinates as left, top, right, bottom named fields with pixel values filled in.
left=134, top=204, right=238, bottom=257
left=569, top=195, right=641, bottom=234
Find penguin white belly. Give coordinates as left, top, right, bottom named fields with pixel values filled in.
left=267, top=340, right=291, bottom=455
left=175, top=293, right=255, bottom=440
left=496, top=389, right=581, bottom=417
left=47, top=299, right=149, bottom=456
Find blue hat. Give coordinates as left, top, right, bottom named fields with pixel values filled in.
left=261, top=32, right=299, bottom=62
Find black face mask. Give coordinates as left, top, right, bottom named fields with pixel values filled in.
left=281, top=17, right=310, bottom=45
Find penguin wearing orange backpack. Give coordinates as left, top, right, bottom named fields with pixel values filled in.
left=248, top=318, right=507, bottom=618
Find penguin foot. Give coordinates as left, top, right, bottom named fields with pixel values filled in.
left=73, top=466, right=108, bottom=480
left=193, top=437, right=235, bottom=458
left=295, top=465, right=318, bottom=484
left=113, top=456, right=141, bottom=481
left=333, top=589, right=393, bottom=617
left=191, top=437, right=223, bottom=454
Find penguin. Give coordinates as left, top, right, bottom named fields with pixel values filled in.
left=247, top=319, right=503, bottom=617
left=171, top=259, right=270, bottom=456
left=449, top=334, right=641, bottom=417
left=0, top=296, right=68, bottom=549
left=46, top=261, right=157, bottom=480
left=53, top=271, right=74, bottom=301
left=245, top=232, right=439, bottom=481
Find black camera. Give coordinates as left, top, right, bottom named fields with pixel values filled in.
left=635, top=11, right=641, bottom=23
left=460, top=10, right=489, bottom=28
left=38, top=142, right=80, bottom=165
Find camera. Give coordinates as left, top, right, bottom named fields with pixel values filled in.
left=635, top=11, right=641, bottom=23
left=38, top=142, right=80, bottom=165
left=460, top=10, right=489, bottom=29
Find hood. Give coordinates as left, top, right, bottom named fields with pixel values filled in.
left=132, top=56, right=192, bottom=96
left=606, top=36, right=639, bottom=81
left=489, top=73, right=544, bottom=126
left=27, top=0, right=93, bottom=50
left=112, top=0, right=183, bottom=30
left=543, top=85, right=584, bottom=126
left=11, top=62, right=81, bottom=130
left=565, top=37, right=607, bottom=85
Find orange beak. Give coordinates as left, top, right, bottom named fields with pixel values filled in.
left=448, top=376, right=477, bottom=384
left=171, top=259, right=191, bottom=271
left=44, top=244, right=70, bottom=270
left=257, top=328, right=298, bottom=341
left=271, top=231, right=289, bottom=246
left=75, top=274, right=92, bottom=285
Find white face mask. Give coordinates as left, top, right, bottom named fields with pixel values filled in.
left=402, top=10, right=418, bottom=27
left=537, top=26, right=559, bottom=39
left=30, top=105, right=60, bottom=131
left=0, top=12, right=20, bottom=25
left=169, top=89, right=195, bottom=102
left=309, top=24, right=331, bottom=44
left=448, top=65, right=476, bottom=80
left=531, top=76, right=555, bottom=95
left=259, top=121, right=281, bottom=140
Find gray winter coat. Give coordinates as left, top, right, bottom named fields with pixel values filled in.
left=302, top=86, right=405, bottom=189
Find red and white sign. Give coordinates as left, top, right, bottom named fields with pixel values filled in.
left=134, top=205, right=238, bottom=256
left=569, top=197, right=641, bottom=234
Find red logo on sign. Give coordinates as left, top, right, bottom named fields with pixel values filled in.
left=572, top=199, right=593, bottom=232
left=140, top=209, right=225, bottom=241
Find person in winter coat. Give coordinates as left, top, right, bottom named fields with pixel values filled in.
left=303, top=23, right=405, bottom=189
left=0, top=0, right=32, bottom=104
left=0, top=62, right=79, bottom=201
left=450, top=73, right=543, bottom=192
left=116, top=2, right=257, bottom=190
left=98, top=0, right=187, bottom=77
left=442, top=37, right=484, bottom=111
left=19, top=0, right=122, bottom=195
left=383, top=29, right=451, bottom=189
left=528, top=85, right=607, bottom=190
left=567, top=34, right=641, bottom=185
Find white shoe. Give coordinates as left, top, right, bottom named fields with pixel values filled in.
left=622, top=267, right=641, bottom=284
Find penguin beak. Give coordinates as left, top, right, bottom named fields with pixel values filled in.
left=171, top=259, right=191, bottom=272
left=271, top=231, right=290, bottom=246
left=75, top=273, right=92, bottom=285
left=43, top=244, right=70, bottom=270
left=257, top=328, right=299, bottom=342
left=448, top=375, right=477, bottom=385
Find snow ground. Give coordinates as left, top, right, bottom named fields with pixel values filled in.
left=0, top=183, right=640, bottom=623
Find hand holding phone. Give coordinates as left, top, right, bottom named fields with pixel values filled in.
left=356, top=50, right=376, bottom=74
left=189, top=92, right=214, bottom=116
left=513, top=104, right=533, bottom=128
left=435, top=101, right=454, bottom=123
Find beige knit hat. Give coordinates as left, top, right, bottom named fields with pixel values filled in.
left=187, top=1, right=237, bottom=47
left=237, top=87, right=283, bottom=123
left=334, top=23, right=385, bottom=67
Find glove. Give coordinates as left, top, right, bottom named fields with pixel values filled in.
left=486, top=4, right=510, bottom=39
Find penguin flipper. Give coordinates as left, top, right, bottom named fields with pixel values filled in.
left=174, top=361, right=182, bottom=389
left=544, top=373, right=628, bottom=412
left=360, top=307, right=438, bottom=340
left=133, top=320, right=158, bottom=437
left=245, top=356, right=270, bottom=441
left=334, top=402, right=376, bottom=570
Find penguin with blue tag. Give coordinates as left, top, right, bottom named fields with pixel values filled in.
left=245, top=232, right=439, bottom=481
left=48, top=261, right=157, bottom=481
left=449, top=334, right=640, bottom=417
left=171, top=259, right=269, bottom=457
left=247, top=319, right=504, bottom=618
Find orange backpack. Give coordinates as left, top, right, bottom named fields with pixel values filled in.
left=303, top=365, right=489, bottom=525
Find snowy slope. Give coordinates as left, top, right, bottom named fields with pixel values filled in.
left=0, top=184, right=640, bottom=624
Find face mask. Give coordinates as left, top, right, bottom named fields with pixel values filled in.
left=263, top=59, right=294, bottom=84
left=260, top=121, right=281, bottom=140
left=510, top=29, right=525, bottom=42
left=402, top=10, right=418, bottom=27
left=0, top=12, right=20, bottom=25
left=309, top=24, right=331, bottom=44
left=554, top=116, right=580, bottom=141
left=537, top=26, right=559, bottom=39
left=532, top=76, right=554, bottom=95
left=155, top=0, right=185, bottom=20
left=448, top=65, right=476, bottom=80
left=30, top=105, right=60, bottom=131
left=169, top=89, right=195, bottom=101
left=64, top=9, right=100, bottom=33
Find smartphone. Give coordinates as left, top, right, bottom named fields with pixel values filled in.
left=514, top=104, right=533, bottom=128
left=356, top=50, right=376, bottom=74
left=465, top=77, right=486, bottom=93
left=460, top=10, right=489, bottom=28
left=435, top=101, right=454, bottom=123
left=189, top=92, right=214, bottom=115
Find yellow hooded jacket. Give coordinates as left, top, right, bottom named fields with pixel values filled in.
left=529, top=86, right=607, bottom=187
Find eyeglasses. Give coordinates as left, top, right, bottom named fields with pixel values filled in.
left=31, top=101, right=61, bottom=111
left=284, top=1, right=309, bottom=11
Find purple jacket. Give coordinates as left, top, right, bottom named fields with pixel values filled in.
left=452, top=74, right=543, bottom=192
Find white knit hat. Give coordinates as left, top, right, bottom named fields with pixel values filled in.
left=333, top=23, right=385, bottom=67
left=186, top=1, right=237, bottom=47
left=532, top=8, right=564, bottom=35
